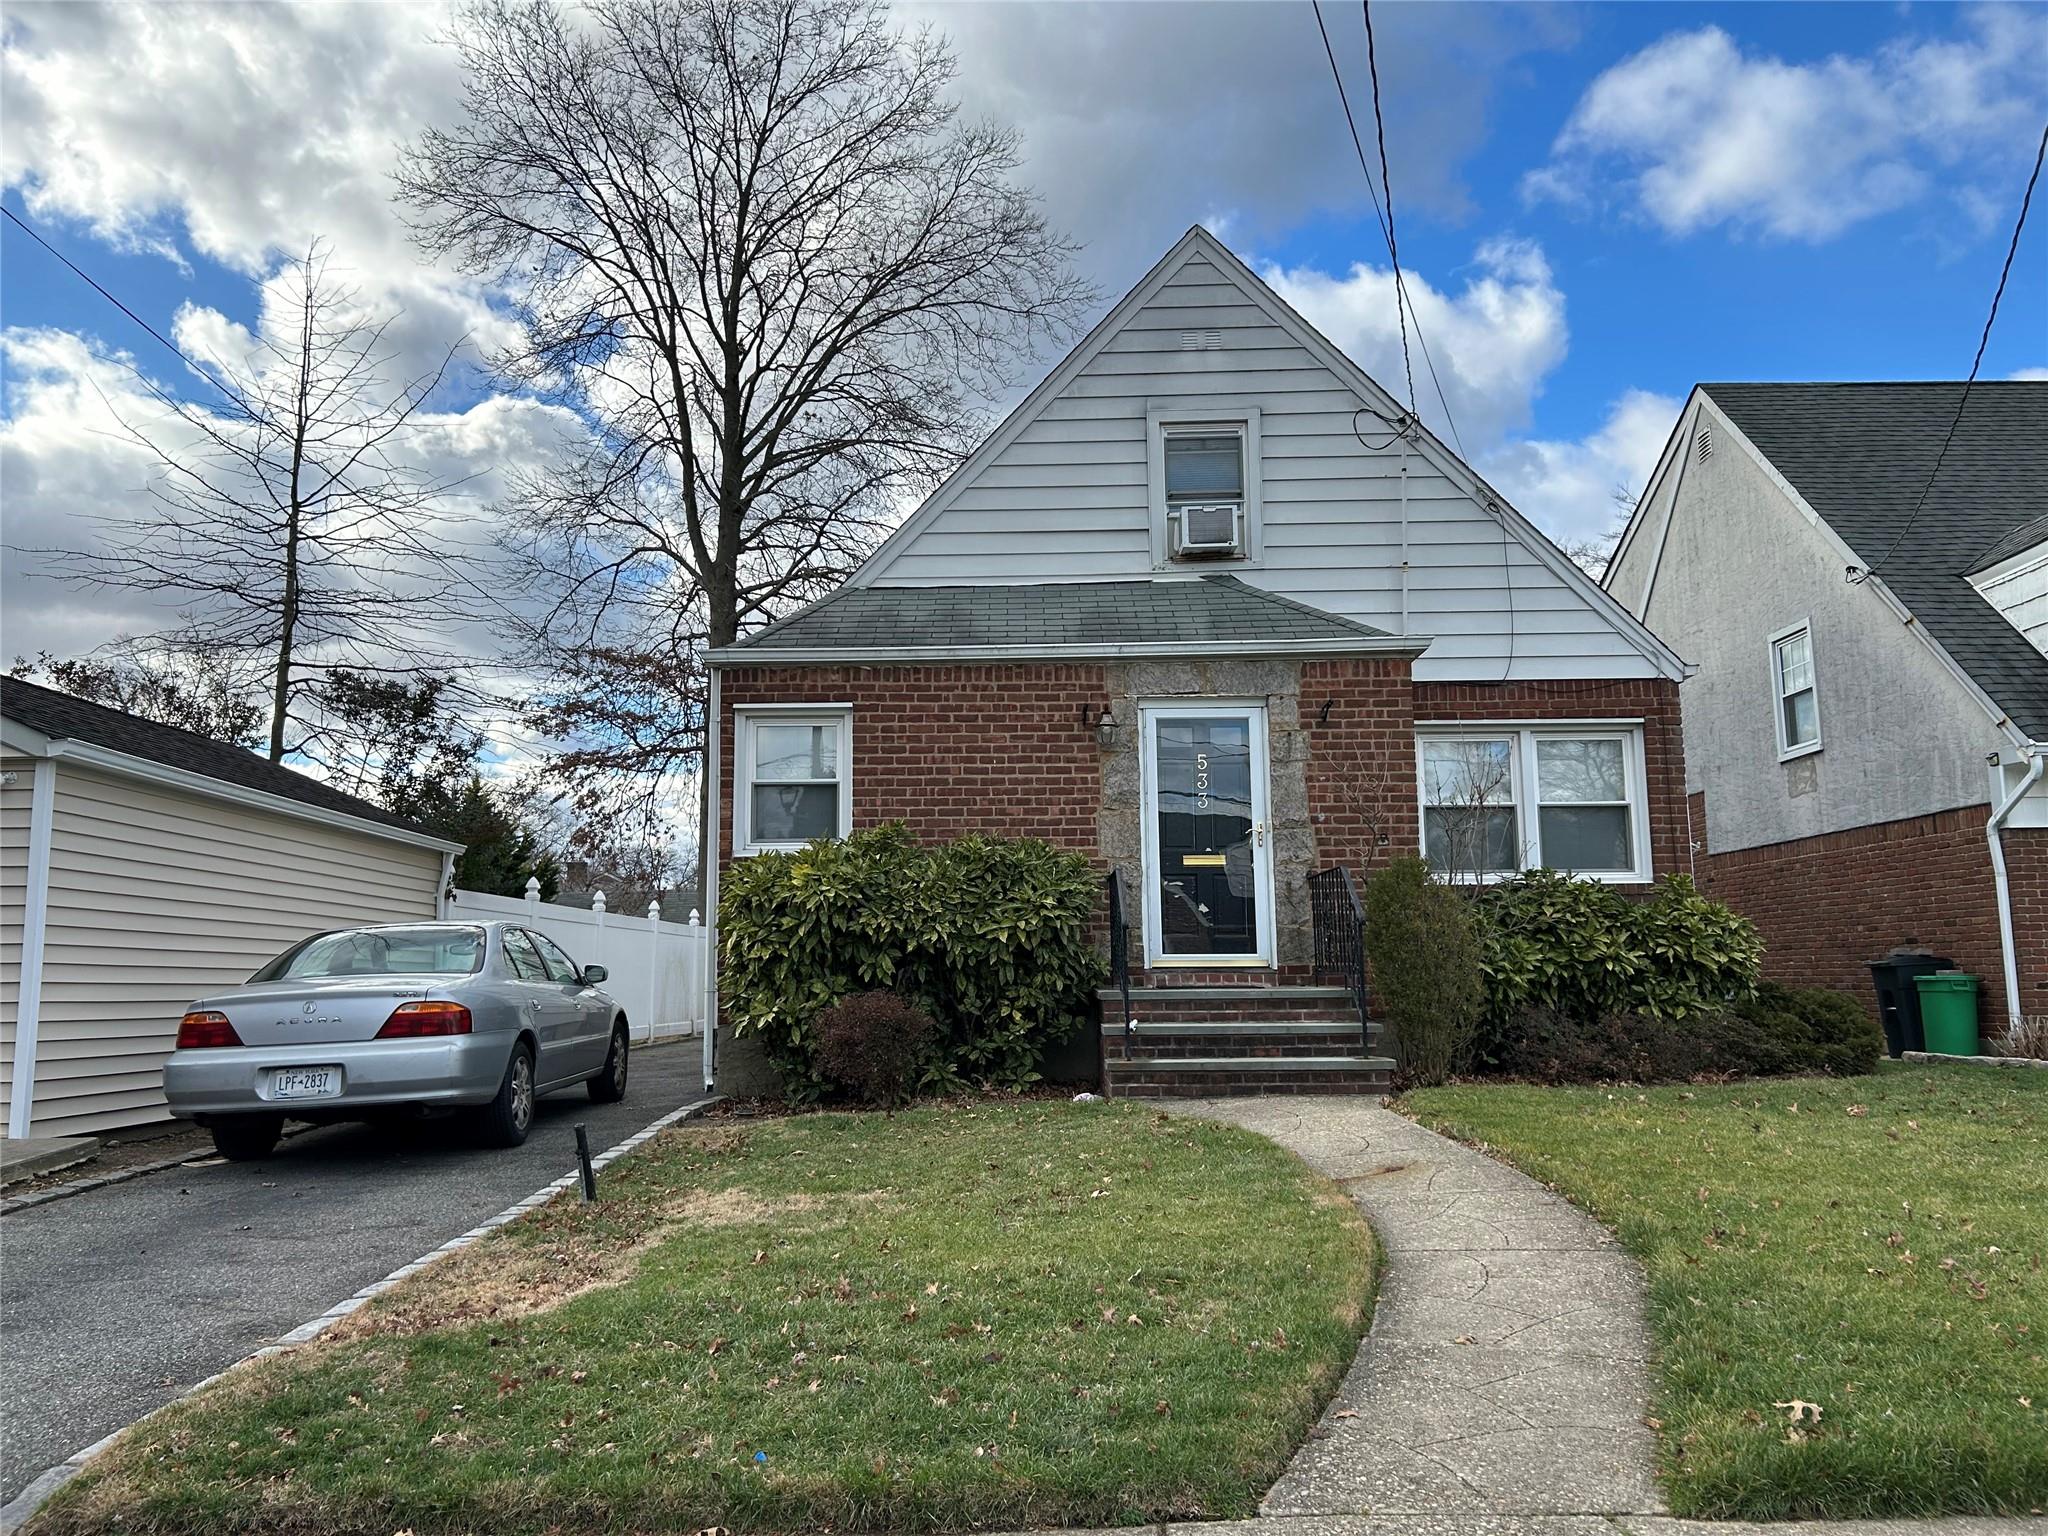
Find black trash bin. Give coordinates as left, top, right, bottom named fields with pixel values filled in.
left=1869, top=947, right=1953, bottom=1058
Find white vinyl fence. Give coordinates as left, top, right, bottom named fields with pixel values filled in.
left=442, top=879, right=708, bottom=1043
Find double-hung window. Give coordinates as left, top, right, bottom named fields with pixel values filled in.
left=735, top=707, right=853, bottom=855
left=1418, top=725, right=1650, bottom=882
left=1770, top=623, right=1820, bottom=758
left=1147, top=404, right=1261, bottom=564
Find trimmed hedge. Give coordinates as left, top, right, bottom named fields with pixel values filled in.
left=719, top=824, right=1102, bottom=1101
left=1363, top=858, right=1482, bottom=1087
left=1487, top=982, right=1883, bottom=1085
left=1471, top=870, right=1763, bottom=1065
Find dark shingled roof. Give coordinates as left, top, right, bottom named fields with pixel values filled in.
left=1967, top=513, right=2048, bottom=577
left=1702, top=381, right=2048, bottom=739
left=0, top=676, right=445, bottom=840
left=719, top=575, right=1394, bottom=654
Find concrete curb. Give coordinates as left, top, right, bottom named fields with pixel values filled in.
left=1901, top=1050, right=2047, bottom=1071
left=0, top=1093, right=722, bottom=1535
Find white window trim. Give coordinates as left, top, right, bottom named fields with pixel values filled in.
left=1768, top=620, right=1822, bottom=762
left=733, top=705, right=854, bottom=856
left=1147, top=400, right=1262, bottom=567
left=1415, top=723, right=1653, bottom=884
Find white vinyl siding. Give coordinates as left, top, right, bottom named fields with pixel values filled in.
left=0, top=757, right=33, bottom=1114
left=873, top=249, right=1656, bottom=681
left=1968, top=542, right=2048, bottom=656
left=27, top=763, right=443, bottom=1135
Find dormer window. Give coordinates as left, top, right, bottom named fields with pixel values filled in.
left=1149, top=404, right=1261, bottom=566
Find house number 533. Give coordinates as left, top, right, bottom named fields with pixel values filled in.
left=1195, top=750, right=1210, bottom=810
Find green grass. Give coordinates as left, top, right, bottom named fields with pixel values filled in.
left=38, top=1101, right=1374, bottom=1535
left=1402, top=1065, right=2048, bottom=1520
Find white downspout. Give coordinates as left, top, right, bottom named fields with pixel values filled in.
left=8, top=758, right=56, bottom=1139
left=701, top=665, right=722, bottom=1093
left=437, top=849, right=456, bottom=918
left=1986, top=747, right=2043, bottom=1034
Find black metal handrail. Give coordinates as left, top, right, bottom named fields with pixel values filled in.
left=1308, top=865, right=1369, bottom=1048
left=1105, top=869, right=1134, bottom=1040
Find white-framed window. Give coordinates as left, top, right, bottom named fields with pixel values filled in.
left=1770, top=622, right=1820, bottom=759
left=1147, top=402, right=1261, bottom=565
left=734, top=706, right=853, bottom=856
left=1416, top=723, right=1652, bottom=883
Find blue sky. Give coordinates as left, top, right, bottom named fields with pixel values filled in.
left=3, top=0, right=2044, bottom=663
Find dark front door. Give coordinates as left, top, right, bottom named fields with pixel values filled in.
left=1141, top=704, right=1272, bottom=965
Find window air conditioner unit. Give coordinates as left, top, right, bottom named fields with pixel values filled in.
left=1173, top=502, right=1243, bottom=559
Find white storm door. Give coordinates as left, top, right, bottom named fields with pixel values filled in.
left=1139, top=703, right=1275, bottom=967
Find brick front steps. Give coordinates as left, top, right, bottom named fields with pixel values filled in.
left=1097, top=984, right=1394, bottom=1099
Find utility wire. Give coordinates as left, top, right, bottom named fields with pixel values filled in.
left=1309, top=0, right=1464, bottom=454
left=1856, top=117, right=2048, bottom=584
left=1359, top=0, right=1415, bottom=417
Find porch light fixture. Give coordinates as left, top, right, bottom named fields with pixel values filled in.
left=1091, top=706, right=1120, bottom=750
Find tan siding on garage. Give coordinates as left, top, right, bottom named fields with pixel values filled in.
left=28, top=763, right=443, bottom=1135
left=1, top=756, right=34, bottom=1114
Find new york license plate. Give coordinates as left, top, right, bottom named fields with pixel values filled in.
left=270, top=1066, right=340, bottom=1100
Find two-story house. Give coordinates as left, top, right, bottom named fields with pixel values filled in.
left=1605, top=381, right=2048, bottom=1038
left=702, top=226, right=1691, bottom=1097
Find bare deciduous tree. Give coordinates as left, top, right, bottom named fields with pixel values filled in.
left=34, top=241, right=475, bottom=768
left=396, top=0, right=1093, bottom=852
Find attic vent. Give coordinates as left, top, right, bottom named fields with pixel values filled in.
left=1179, top=328, right=1222, bottom=351
left=1695, top=425, right=1714, bottom=463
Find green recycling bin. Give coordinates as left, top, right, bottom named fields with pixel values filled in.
left=1914, top=972, right=1980, bottom=1056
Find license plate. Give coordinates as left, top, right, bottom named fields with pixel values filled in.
left=270, top=1066, right=340, bottom=1100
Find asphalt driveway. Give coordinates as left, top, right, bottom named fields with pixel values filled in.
left=0, top=1039, right=711, bottom=1505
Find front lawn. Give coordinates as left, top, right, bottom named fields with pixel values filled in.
left=37, top=1101, right=1374, bottom=1535
left=1403, top=1066, right=2047, bottom=1520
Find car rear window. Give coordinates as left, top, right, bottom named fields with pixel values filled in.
left=251, top=927, right=487, bottom=981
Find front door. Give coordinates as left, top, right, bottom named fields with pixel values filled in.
left=1140, top=703, right=1275, bottom=967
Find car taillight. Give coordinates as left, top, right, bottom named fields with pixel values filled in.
left=176, top=1011, right=243, bottom=1049
left=376, top=1001, right=472, bottom=1038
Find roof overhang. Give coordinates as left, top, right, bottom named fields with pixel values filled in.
left=10, top=732, right=464, bottom=854
left=710, top=634, right=1433, bottom=667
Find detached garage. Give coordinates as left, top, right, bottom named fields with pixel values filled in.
left=1, top=680, right=462, bottom=1137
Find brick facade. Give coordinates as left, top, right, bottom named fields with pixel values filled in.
left=718, top=660, right=1688, bottom=908
left=1691, top=795, right=2048, bottom=1024
left=718, top=664, right=1110, bottom=857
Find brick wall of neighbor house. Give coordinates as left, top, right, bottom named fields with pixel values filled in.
left=1412, top=679, right=1693, bottom=889
left=1688, top=797, right=2048, bottom=1024
left=717, top=664, right=1111, bottom=859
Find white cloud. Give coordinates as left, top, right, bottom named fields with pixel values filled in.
left=1527, top=7, right=2048, bottom=241
left=1, top=2, right=518, bottom=377
left=0, top=326, right=585, bottom=673
left=1478, top=387, right=1681, bottom=548
left=1263, top=238, right=1570, bottom=449
left=2009, top=366, right=2048, bottom=382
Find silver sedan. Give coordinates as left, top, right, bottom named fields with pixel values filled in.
left=162, top=921, right=630, bottom=1160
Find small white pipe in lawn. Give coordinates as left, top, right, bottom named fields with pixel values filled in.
left=1988, top=748, right=2044, bottom=1033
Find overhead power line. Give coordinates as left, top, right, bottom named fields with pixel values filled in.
left=1358, top=0, right=1414, bottom=416
left=1857, top=117, right=2048, bottom=585
left=1308, top=0, right=1463, bottom=455
left=0, top=204, right=249, bottom=408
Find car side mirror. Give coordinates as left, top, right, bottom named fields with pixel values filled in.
left=581, top=964, right=608, bottom=986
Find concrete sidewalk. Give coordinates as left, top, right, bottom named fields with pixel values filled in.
left=1176, top=1098, right=1662, bottom=1521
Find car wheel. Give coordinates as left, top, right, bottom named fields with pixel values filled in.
left=211, top=1115, right=283, bottom=1161
left=476, top=1041, right=537, bottom=1148
left=588, top=1023, right=629, bottom=1103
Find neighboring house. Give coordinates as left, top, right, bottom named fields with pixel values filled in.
left=1, top=679, right=463, bottom=1137
left=1605, top=381, right=2048, bottom=1030
left=703, top=226, right=1690, bottom=1098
